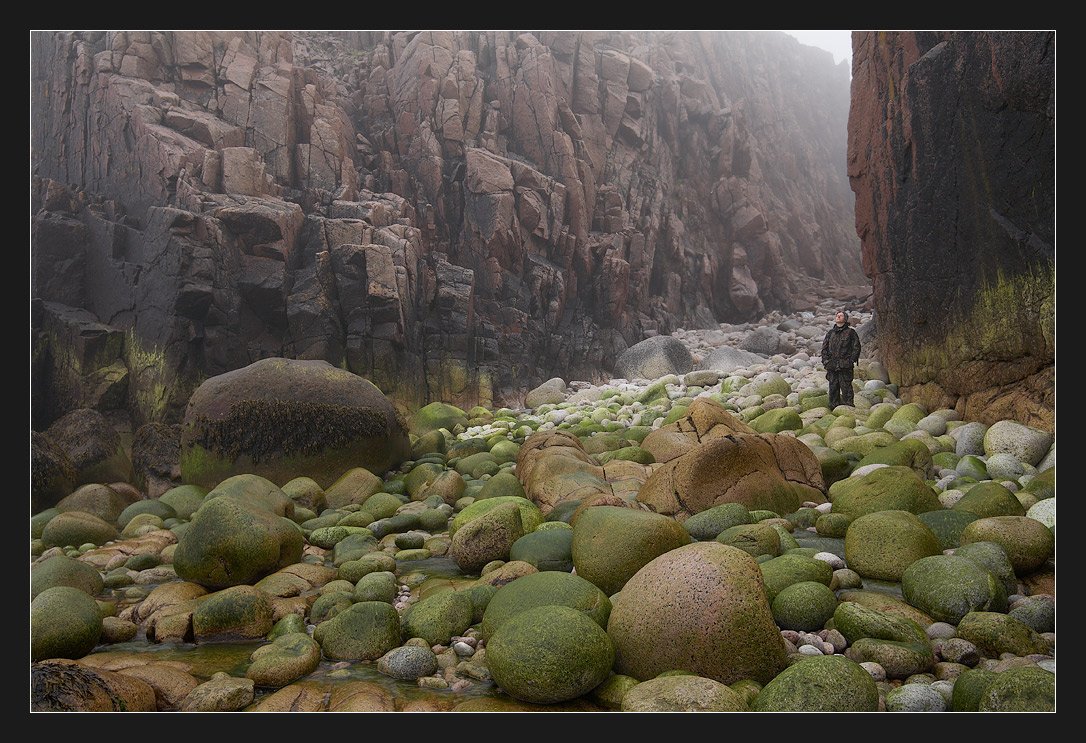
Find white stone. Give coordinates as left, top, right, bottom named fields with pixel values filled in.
left=1026, top=498, right=1055, bottom=529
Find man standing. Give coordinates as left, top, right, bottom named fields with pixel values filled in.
left=821, top=311, right=861, bottom=408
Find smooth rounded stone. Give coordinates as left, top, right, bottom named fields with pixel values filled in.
left=313, top=602, right=401, bottom=661
left=749, top=408, right=803, bottom=434
left=450, top=502, right=527, bottom=574
left=572, top=506, right=692, bottom=597
left=772, top=581, right=837, bottom=631
left=617, top=336, right=694, bottom=380
left=982, top=421, right=1053, bottom=467
left=926, top=622, right=958, bottom=640
left=394, top=531, right=427, bottom=550
left=41, top=511, right=120, bottom=549
left=977, top=666, right=1054, bottom=711
left=589, top=673, right=641, bottom=709
left=330, top=531, right=382, bottom=566
left=179, top=672, right=255, bottom=712
left=956, top=612, right=1048, bottom=657
left=480, top=571, right=611, bottom=641
left=901, top=555, right=1008, bottom=625
left=408, top=402, right=467, bottom=438
left=121, top=513, right=165, bottom=538
left=752, top=655, right=879, bottom=712
left=155, top=485, right=206, bottom=521
left=984, top=453, right=1026, bottom=481
left=267, top=614, right=307, bottom=641
left=1008, top=596, right=1055, bottom=634
left=846, top=639, right=935, bottom=679
left=833, top=601, right=928, bottom=645
left=886, top=683, right=947, bottom=712
left=99, top=616, right=139, bottom=644
left=449, top=496, right=542, bottom=536
left=953, top=481, right=1026, bottom=518
left=487, top=605, right=614, bottom=704
left=1025, top=498, right=1055, bottom=530
left=622, top=675, right=748, bottom=712
left=192, top=585, right=274, bottom=640
left=950, top=422, right=988, bottom=456
left=525, top=378, right=568, bottom=409
left=358, top=492, right=403, bottom=521
left=353, top=571, right=397, bottom=604
left=816, top=513, right=852, bottom=539
left=831, top=568, right=863, bottom=590
left=760, top=554, right=833, bottom=602
left=715, top=523, right=781, bottom=558
left=844, top=510, right=941, bottom=582
left=31, top=555, right=104, bottom=600
left=941, top=638, right=981, bottom=666
left=395, top=548, right=431, bottom=561
left=116, top=499, right=176, bottom=529
left=508, top=528, right=574, bottom=572
left=683, top=503, right=753, bottom=540
left=812, top=551, right=845, bottom=570
left=608, top=542, right=787, bottom=684
left=860, top=662, right=886, bottom=682
left=338, top=553, right=397, bottom=583
left=377, top=645, right=438, bottom=680
left=402, top=590, right=473, bottom=646
left=828, top=466, right=940, bottom=518
left=55, top=483, right=136, bottom=524
left=938, top=489, right=965, bottom=509
left=31, top=586, right=103, bottom=661
left=960, top=516, right=1054, bottom=575
left=917, top=509, right=980, bottom=551
left=698, top=347, right=764, bottom=374
left=916, top=415, right=947, bottom=436
left=684, top=370, right=722, bottom=387
left=246, top=632, right=321, bottom=688
left=954, top=541, right=1018, bottom=597
left=476, top=471, right=526, bottom=501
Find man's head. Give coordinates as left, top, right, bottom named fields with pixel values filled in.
left=835, top=311, right=848, bottom=326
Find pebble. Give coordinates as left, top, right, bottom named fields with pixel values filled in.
left=453, top=642, right=475, bottom=657
left=860, top=662, right=887, bottom=682
left=925, top=622, right=957, bottom=640
left=418, top=676, right=448, bottom=689
left=886, top=684, right=947, bottom=712
left=813, top=551, right=845, bottom=570
left=797, top=644, right=824, bottom=656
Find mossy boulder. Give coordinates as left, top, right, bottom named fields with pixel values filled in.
left=759, top=554, right=833, bottom=602
left=750, top=408, right=803, bottom=434
left=480, top=571, right=611, bottom=641
left=812, top=446, right=853, bottom=487
left=771, top=581, right=837, bottom=631
left=952, top=481, right=1027, bottom=518
left=192, top=585, right=274, bottom=639
left=828, top=466, right=940, bottom=518
left=590, top=674, right=641, bottom=709
left=450, top=502, right=526, bottom=574
left=890, top=403, right=927, bottom=425
left=572, top=506, right=692, bottom=596
left=955, top=612, right=1048, bottom=657
left=281, top=477, right=326, bottom=512
left=411, top=430, right=447, bottom=459
left=683, top=503, right=752, bottom=540
left=401, top=590, right=473, bottom=645
left=835, top=591, right=934, bottom=628
left=959, top=516, right=1054, bottom=574
left=377, top=646, right=439, bottom=681
left=487, top=605, right=615, bottom=704
left=477, top=472, right=526, bottom=500
left=180, top=358, right=409, bottom=489
left=31, top=555, right=103, bottom=600
left=116, top=499, right=176, bottom=529
left=31, top=431, right=77, bottom=513
left=203, top=474, right=294, bottom=517
left=955, top=455, right=988, bottom=480
left=752, top=655, right=879, bottom=712
left=829, top=431, right=896, bottom=457
left=410, top=402, right=468, bottom=436
left=41, top=511, right=120, bottom=549
left=450, top=496, right=542, bottom=536
left=31, top=586, right=103, bottom=661
left=45, top=408, right=133, bottom=487
left=404, top=463, right=443, bottom=500
left=1009, top=596, right=1055, bottom=634
left=607, top=542, right=787, bottom=684
left=977, top=667, right=1055, bottom=711
left=508, top=528, right=574, bottom=572
left=313, top=602, right=401, bottom=661
left=173, top=496, right=304, bottom=589
left=832, top=601, right=929, bottom=645
left=453, top=452, right=500, bottom=478
left=951, top=668, right=998, bottom=711
left=900, top=555, right=1008, bottom=625
left=846, top=638, right=934, bottom=679
left=56, top=484, right=137, bottom=524
left=246, top=632, right=322, bottom=688
left=954, top=541, right=1018, bottom=598
left=715, top=523, right=781, bottom=558
left=815, top=512, right=852, bottom=538
left=419, top=469, right=466, bottom=506
left=353, top=571, right=398, bottom=604
left=856, top=439, right=933, bottom=478
left=917, top=510, right=980, bottom=550
left=358, top=492, right=402, bottom=521
left=844, top=511, right=941, bottom=582
left=622, top=676, right=748, bottom=712
left=331, top=531, right=382, bottom=566
left=338, top=553, right=397, bottom=583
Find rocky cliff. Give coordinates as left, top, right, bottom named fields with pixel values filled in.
left=31, top=30, right=860, bottom=426
left=847, top=31, right=1054, bottom=430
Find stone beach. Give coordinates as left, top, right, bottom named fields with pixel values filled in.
left=30, top=301, right=1055, bottom=712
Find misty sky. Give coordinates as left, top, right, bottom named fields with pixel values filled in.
left=782, top=30, right=852, bottom=66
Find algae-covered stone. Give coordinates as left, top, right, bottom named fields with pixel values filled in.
left=1008, top=595, right=1055, bottom=634
left=508, top=528, right=574, bottom=572
left=401, top=590, right=473, bottom=645
left=158, top=484, right=207, bottom=520
left=772, top=581, right=837, bottom=631
left=811, top=446, right=853, bottom=487
left=572, top=506, right=692, bottom=596
left=715, top=523, right=781, bottom=558
left=607, top=542, right=787, bottom=684
left=338, top=553, right=398, bottom=583
left=477, top=471, right=526, bottom=501
left=268, top=614, right=307, bottom=641
left=310, top=592, right=353, bottom=624
left=917, top=510, right=980, bottom=551
left=487, top=605, right=615, bottom=704
left=451, top=502, right=526, bottom=573
left=353, top=571, right=397, bottom=604
left=173, top=497, right=304, bottom=589
left=419, top=469, right=466, bottom=506
left=951, top=668, right=998, bottom=711
left=31, top=555, right=103, bottom=600
left=450, top=496, right=542, bottom=536
left=856, top=439, right=933, bottom=479
left=835, top=591, right=934, bottom=628
left=955, top=612, right=1048, bottom=657
left=41, top=511, right=120, bottom=549
left=31, top=586, right=103, bottom=661
left=959, top=516, right=1054, bottom=574
left=828, top=466, right=940, bottom=518
left=683, top=502, right=752, bottom=540
left=409, top=402, right=468, bottom=437
left=886, top=684, right=946, bottom=712
left=247, top=633, right=321, bottom=688
left=590, top=673, right=640, bottom=709
left=815, top=512, right=852, bottom=538
left=377, top=645, right=438, bottom=680
left=480, top=571, right=611, bottom=641
left=844, top=511, right=941, bottom=582
left=900, top=555, right=1008, bottom=625
left=468, top=583, right=498, bottom=623
left=759, top=554, right=834, bottom=602
left=616, top=336, right=693, bottom=380
left=954, top=541, right=1018, bottom=598
left=192, top=585, right=274, bottom=639
left=977, top=667, right=1054, bottom=711
left=847, top=638, right=934, bottom=679
left=313, top=601, right=401, bottom=661
left=752, top=655, right=879, bottom=712
left=596, top=446, right=655, bottom=465
left=622, top=676, right=748, bottom=712
left=982, top=421, right=1054, bottom=467
left=117, top=499, right=176, bottom=529
left=331, top=532, right=382, bottom=567
left=833, top=601, right=929, bottom=645
left=952, top=481, right=1026, bottom=518
left=750, top=408, right=803, bottom=434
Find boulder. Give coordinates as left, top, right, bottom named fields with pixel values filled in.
left=401, top=590, right=473, bottom=645
left=900, top=555, right=1007, bottom=625
left=31, top=555, right=104, bottom=599
left=508, top=528, right=574, bottom=572
left=31, top=661, right=156, bottom=711
left=56, top=483, right=137, bottom=524
left=977, top=667, right=1055, bottom=712
left=959, top=516, right=1054, bottom=574
left=955, top=612, right=1049, bottom=657
left=524, top=377, right=567, bottom=408
left=615, top=336, right=693, bottom=380
left=622, top=675, right=748, bottom=712
left=832, top=601, right=928, bottom=645
left=982, top=421, right=1054, bottom=466
left=572, top=506, right=691, bottom=596
left=697, top=346, right=764, bottom=373
left=752, top=656, right=879, bottom=712
left=31, top=431, right=77, bottom=513
left=759, top=554, right=833, bottom=602
left=31, top=587, right=103, bottom=661
left=450, top=502, right=526, bottom=574
left=41, top=510, right=119, bottom=548
left=180, top=358, right=409, bottom=489
left=45, top=408, right=132, bottom=486
left=771, top=581, right=837, bottom=631
left=844, top=510, right=941, bottom=582
left=192, top=585, right=274, bottom=640
left=313, top=602, right=401, bottom=661
left=409, top=402, right=468, bottom=436
left=480, top=571, right=611, bottom=641
left=246, top=633, right=322, bottom=688
left=952, top=481, right=1027, bottom=518
left=828, top=466, right=940, bottom=518
left=682, top=502, right=752, bottom=540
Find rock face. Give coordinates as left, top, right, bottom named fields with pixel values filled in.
left=32, top=31, right=859, bottom=419
left=848, top=32, right=1054, bottom=430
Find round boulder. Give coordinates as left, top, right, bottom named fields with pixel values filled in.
left=828, top=466, right=941, bottom=518
left=246, top=632, right=321, bottom=688
left=401, top=590, right=473, bottom=646
left=771, top=581, right=838, bottom=631
left=41, top=511, right=119, bottom=549
left=952, top=482, right=1026, bottom=518
left=508, top=528, right=574, bottom=572
left=977, top=667, right=1054, bottom=712
left=192, top=585, right=274, bottom=639
left=752, top=655, right=878, bottom=712
left=179, top=358, right=410, bottom=489
left=572, top=506, right=692, bottom=596
left=844, top=511, right=941, bottom=582
left=900, top=555, right=1008, bottom=625
left=607, top=542, right=787, bottom=684
left=622, top=675, right=748, bottom=712
left=615, top=336, right=694, bottom=380
left=313, top=602, right=401, bottom=661
left=481, top=571, right=611, bottom=641
left=959, top=516, right=1054, bottom=574
left=31, top=555, right=103, bottom=599
left=31, top=586, right=103, bottom=661
left=982, top=421, right=1054, bottom=467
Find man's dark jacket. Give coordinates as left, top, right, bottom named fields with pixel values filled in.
left=821, top=323, right=861, bottom=371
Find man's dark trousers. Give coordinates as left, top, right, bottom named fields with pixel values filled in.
left=827, top=367, right=855, bottom=408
